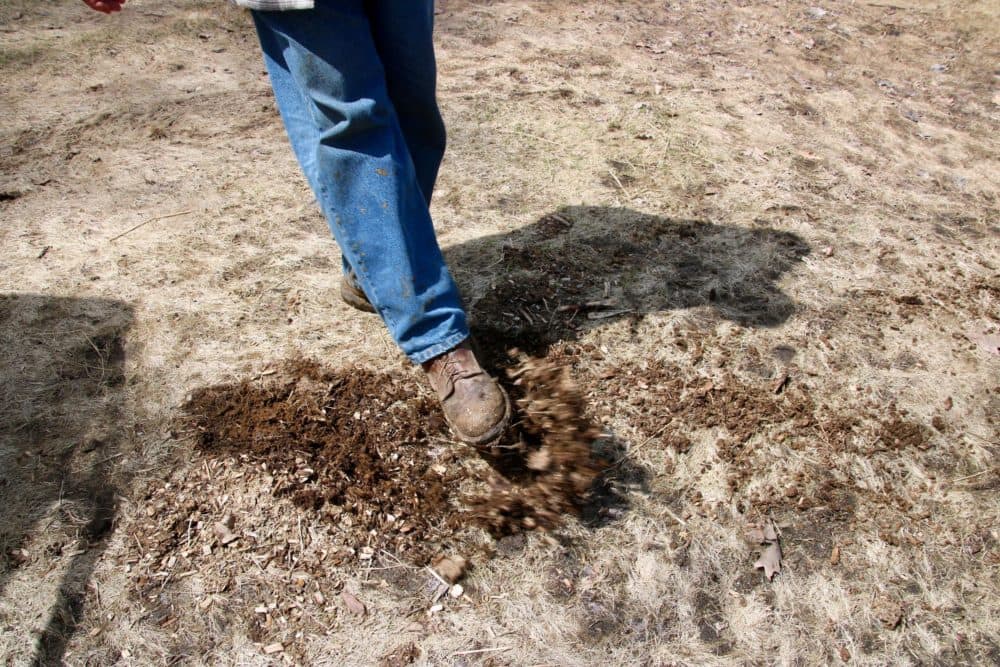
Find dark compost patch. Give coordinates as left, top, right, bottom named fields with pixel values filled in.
left=180, top=357, right=604, bottom=562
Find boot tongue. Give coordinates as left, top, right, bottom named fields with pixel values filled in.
left=426, top=349, right=483, bottom=399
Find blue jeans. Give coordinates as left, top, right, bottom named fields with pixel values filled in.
left=251, top=0, right=469, bottom=364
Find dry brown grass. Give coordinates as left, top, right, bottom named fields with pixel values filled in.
left=1, top=0, right=997, bottom=665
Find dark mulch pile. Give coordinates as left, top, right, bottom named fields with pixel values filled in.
left=182, top=356, right=605, bottom=561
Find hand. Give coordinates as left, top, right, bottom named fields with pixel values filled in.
left=81, top=0, right=126, bottom=14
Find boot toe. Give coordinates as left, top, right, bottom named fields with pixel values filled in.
left=444, top=376, right=510, bottom=445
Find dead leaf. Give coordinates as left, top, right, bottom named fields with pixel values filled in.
left=754, top=541, right=782, bottom=580
left=762, top=521, right=778, bottom=542
left=745, top=521, right=778, bottom=545
left=745, top=525, right=767, bottom=544
left=341, top=590, right=367, bottom=616
left=748, top=520, right=782, bottom=580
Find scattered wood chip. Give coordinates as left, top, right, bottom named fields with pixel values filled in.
left=526, top=448, right=551, bottom=471
left=263, top=643, right=284, bottom=654
left=694, top=380, right=715, bottom=398
left=875, top=597, right=903, bottom=629
left=830, top=545, right=841, bottom=566
left=378, top=641, right=420, bottom=667
left=341, top=590, right=367, bottom=616
left=771, top=371, right=790, bottom=394
left=212, top=522, right=238, bottom=546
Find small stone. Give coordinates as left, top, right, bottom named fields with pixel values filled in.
left=449, top=584, right=464, bottom=598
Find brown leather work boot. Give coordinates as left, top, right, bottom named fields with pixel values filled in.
left=422, top=340, right=511, bottom=445
left=340, top=270, right=376, bottom=313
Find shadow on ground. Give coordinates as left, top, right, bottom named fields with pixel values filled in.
left=444, top=205, right=809, bottom=532
left=0, top=294, right=133, bottom=666
left=444, top=205, right=810, bottom=368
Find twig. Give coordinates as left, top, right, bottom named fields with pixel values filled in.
left=451, top=647, right=511, bottom=657
left=497, top=128, right=562, bottom=147
left=109, top=209, right=193, bottom=242
left=952, top=468, right=995, bottom=484
left=964, top=431, right=999, bottom=446
left=607, top=168, right=632, bottom=198
left=660, top=505, right=688, bottom=527
left=866, top=2, right=921, bottom=10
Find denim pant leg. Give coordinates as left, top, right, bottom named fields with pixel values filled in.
left=368, top=0, right=447, bottom=205
left=251, top=1, right=468, bottom=364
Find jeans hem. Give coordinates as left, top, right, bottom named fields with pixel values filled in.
left=407, top=330, right=468, bottom=365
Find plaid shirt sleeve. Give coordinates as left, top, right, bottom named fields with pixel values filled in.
left=232, top=0, right=315, bottom=10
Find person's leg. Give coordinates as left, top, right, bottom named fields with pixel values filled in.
left=367, top=0, right=446, bottom=205
left=251, top=1, right=509, bottom=444
left=251, top=1, right=465, bottom=364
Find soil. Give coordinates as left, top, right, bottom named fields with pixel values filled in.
left=175, top=355, right=604, bottom=563
left=183, top=360, right=459, bottom=563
